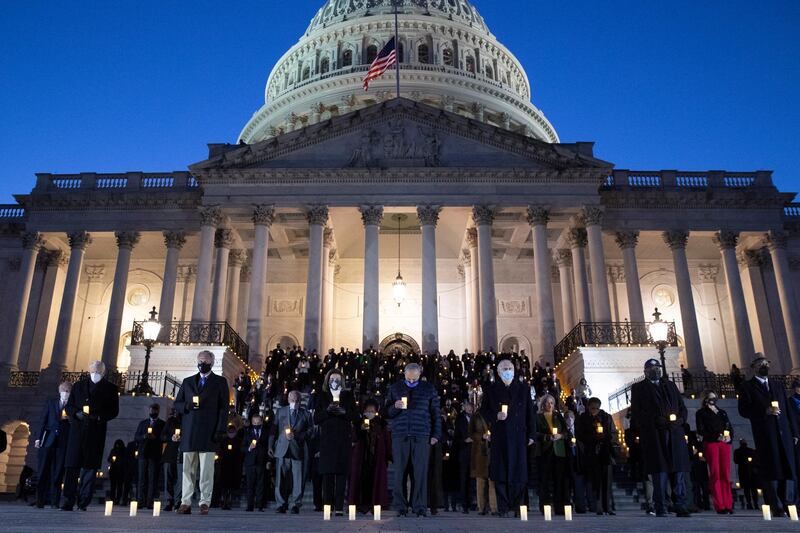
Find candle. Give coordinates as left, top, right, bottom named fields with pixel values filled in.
left=564, top=505, right=573, bottom=521
left=543, top=504, right=552, bottom=521
left=571, top=437, right=576, bottom=445
left=83, top=405, right=90, bottom=415
left=134, top=451, right=139, bottom=458
left=104, top=501, right=113, bottom=516
left=130, top=501, right=138, bottom=517
left=323, top=504, right=331, bottom=520
left=596, top=424, right=604, bottom=434
left=227, top=444, right=232, bottom=450
left=192, top=395, right=200, bottom=407
left=349, top=504, right=356, bottom=521
left=61, top=409, right=67, bottom=419
left=552, top=427, right=558, bottom=436
left=771, top=401, right=779, bottom=408
left=748, top=457, right=753, bottom=463
left=669, top=413, right=676, bottom=422
left=736, top=482, right=741, bottom=489
left=153, top=501, right=161, bottom=517
left=788, top=505, right=799, bottom=521
left=251, top=439, right=257, bottom=447
left=501, top=404, right=508, bottom=415
left=519, top=505, right=528, bottom=521
left=698, top=452, right=704, bottom=459
left=111, top=455, right=116, bottom=462
left=762, top=504, right=772, bottom=521
left=175, top=428, right=181, bottom=437
left=401, top=396, right=408, bottom=409
left=147, top=427, right=153, bottom=435
left=723, top=430, right=730, bottom=438
left=373, top=505, right=381, bottom=520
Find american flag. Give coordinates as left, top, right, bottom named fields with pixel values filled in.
left=363, top=37, right=397, bottom=91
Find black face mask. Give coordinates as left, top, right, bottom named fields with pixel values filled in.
left=149, top=412, right=158, bottom=419
left=757, top=366, right=769, bottom=377
left=198, top=361, right=212, bottom=374
left=252, top=424, right=262, bottom=430
left=706, top=400, right=716, bottom=407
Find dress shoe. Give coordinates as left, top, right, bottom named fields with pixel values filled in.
left=246, top=506, right=254, bottom=512
left=608, top=511, right=616, bottom=516
left=59, top=505, right=73, bottom=512
left=397, top=510, right=407, bottom=517
left=290, top=506, right=300, bottom=514
left=676, top=510, right=691, bottom=517
left=430, top=508, right=438, bottom=515
left=199, top=504, right=209, bottom=515
left=176, top=504, right=191, bottom=514
left=163, top=504, right=173, bottom=512
left=416, top=510, right=428, bottom=517
left=276, top=505, right=287, bottom=514
left=78, top=506, right=87, bottom=511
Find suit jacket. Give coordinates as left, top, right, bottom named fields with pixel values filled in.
left=241, top=425, right=270, bottom=467
left=65, top=378, right=119, bottom=469
left=481, top=379, right=535, bottom=485
left=269, top=405, right=312, bottom=460
left=134, top=418, right=166, bottom=461
left=630, top=378, right=689, bottom=474
left=174, top=372, right=229, bottom=453
left=453, top=411, right=471, bottom=458
left=36, top=397, right=70, bottom=448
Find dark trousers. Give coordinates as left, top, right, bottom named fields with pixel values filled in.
left=137, top=459, right=159, bottom=507
left=763, top=477, right=795, bottom=512
left=62, top=467, right=97, bottom=509
left=458, top=452, right=471, bottom=510
left=109, top=472, right=125, bottom=504
left=740, top=479, right=758, bottom=508
left=392, top=436, right=430, bottom=513
left=36, top=445, right=64, bottom=507
left=495, top=481, right=526, bottom=514
left=573, top=473, right=595, bottom=513
left=590, top=463, right=613, bottom=513
left=323, top=473, right=347, bottom=512
left=246, top=465, right=265, bottom=510
left=538, top=454, right=567, bottom=512
left=652, top=471, right=687, bottom=514
left=161, top=462, right=177, bottom=505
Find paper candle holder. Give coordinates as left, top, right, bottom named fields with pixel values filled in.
left=349, top=505, right=357, bottom=521
left=104, top=501, right=113, bottom=516
left=519, top=505, right=528, bottom=521
left=373, top=505, right=381, bottom=520
left=130, top=501, right=138, bottom=517
left=153, top=501, right=161, bottom=517
left=565, top=505, right=573, bottom=521
left=323, top=505, right=331, bottom=520
left=543, top=504, right=552, bottom=521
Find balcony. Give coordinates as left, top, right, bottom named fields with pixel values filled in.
left=130, top=320, right=250, bottom=366
left=554, top=321, right=678, bottom=367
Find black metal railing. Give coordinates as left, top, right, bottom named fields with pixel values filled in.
left=8, top=371, right=41, bottom=387
left=554, top=321, right=678, bottom=366
left=131, top=320, right=250, bottom=365
left=6, top=369, right=180, bottom=397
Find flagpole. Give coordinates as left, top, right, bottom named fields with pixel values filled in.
left=394, top=0, right=400, bottom=99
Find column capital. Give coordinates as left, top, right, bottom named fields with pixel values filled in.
left=177, top=264, right=197, bottom=282
left=697, top=264, right=720, bottom=283
left=712, top=230, right=739, bottom=250
left=214, top=228, right=234, bottom=249
left=46, top=249, right=68, bottom=268
left=306, top=205, right=329, bottom=226
left=526, top=205, right=549, bottom=227
left=199, top=205, right=224, bottom=227
left=764, top=230, right=788, bottom=251
left=359, top=205, right=384, bottom=226
left=457, top=263, right=465, bottom=280
left=84, top=264, right=106, bottom=281
left=462, top=249, right=472, bottom=263
left=21, top=231, right=45, bottom=251
left=608, top=264, right=625, bottom=282
left=229, top=249, right=247, bottom=267
left=465, top=228, right=478, bottom=249
left=416, top=205, right=442, bottom=226
left=554, top=249, right=572, bottom=267
left=566, top=228, right=588, bottom=249
left=614, top=231, right=639, bottom=250
left=252, top=204, right=276, bottom=226
left=163, top=230, right=186, bottom=250
left=579, top=206, right=604, bottom=226
left=323, top=228, right=335, bottom=248
left=67, top=231, right=92, bottom=250
left=115, top=231, right=141, bottom=250
left=738, top=249, right=764, bottom=268
left=662, top=230, right=689, bottom=250
left=472, top=205, right=496, bottom=226
left=328, top=248, right=338, bottom=266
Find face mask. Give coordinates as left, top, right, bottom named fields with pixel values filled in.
left=198, top=361, right=212, bottom=374
left=227, top=431, right=236, bottom=438
left=706, top=399, right=717, bottom=406
left=149, top=411, right=159, bottom=419
left=364, top=412, right=376, bottom=420
left=500, top=370, right=514, bottom=382
left=252, top=424, right=262, bottom=430
left=329, top=378, right=341, bottom=391
left=90, top=372, right=102, bottom=384
left=59, top=392, right=70, bottom=403
left=757, top=366, right=769, bottom=377
left=645, top=368, right=662, bottom=381
left=289, top=402, right=297, bottom=409
left=405, top=379, right=419, bottom=388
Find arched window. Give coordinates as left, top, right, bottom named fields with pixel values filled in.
left=485, top=66, right=493, bottom=80
left=443, top=48, right=454, bottom=66
left=418, top=44, right=429, bottom=64
left=366, top=45, right=378, bottom=64
left=320, top=57, right=330, bottom=75
left=302, top=65, right=311, bottom=81
left=466, top=55, right=475, bottom=73
left=342, top=49, right=353, bottom=67
left=398, top=43, right=404, bottom=63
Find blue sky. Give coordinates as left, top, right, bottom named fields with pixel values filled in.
left=1, top=0, right=798, bottom=203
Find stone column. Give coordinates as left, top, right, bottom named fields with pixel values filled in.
left=473, top=205, right=498, bottom=351
left=466, top=229, right=481, bottom=351
left=615, top=231, right=645, bottom=323
left=581, top=207, right=612, bottom=322
left=461, top=257, right=473, bottom=352
left=418, top=205, right=442, bottom=354
left=101, top=231, right=140, bottom=371
left=555, top=250, right=576, bottom=333
left=28, top=250, right=68, bottom=370
left=764, top=231, right=800, bottom=371
left=247, top=205, right=275, bottom=369
left=226, top=250, right=246, bottom=329
left=527, top=206, right=556, bottom=360
left=662, top=230, right=704, bottom=373
left=49, top=232, right=92, bottom=371
left=210, top=229, right=233, bottom=323
left=191, top=206, right=223, bottom=323
left=321, top=230, right=335, bottom=351
left=567, top=228, right=592, bottom=323
left=739, top=251, right=779, bottom=363
left=360, top=205, right=383, bottom=351
left=3, top=232, right=45, bottom=372
left=159, top=231, right=185, bottom=325
left=713, top=231, right=755, bottom=367
left=303, top=206, right=328, bottom=353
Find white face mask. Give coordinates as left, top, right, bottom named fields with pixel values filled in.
left=90, top=372, right=102, bottom=384
left=59, top=392, right=70, bottom=403
left=289, top=402, right=297, bottom=410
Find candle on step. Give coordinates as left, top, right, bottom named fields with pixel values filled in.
left=153, top=501, right=161, bottom=517
left=762, top=504, right=772, bottom=520
left=323, top=504, right=331, bottom=520
left=543, top=504, right=552, bottom=521
left=130, top=501, right=138, bottom=517
left=788, top=505, right=799, bottom=521
left=349, top=505, right=357, bottom=521
left=104, top=501, right=113, bottom=516
left=565, top=505, right=573, bottom=521
left=519, top=505, right=528, bottom=521
left=373, top=505, right=381, bottom=520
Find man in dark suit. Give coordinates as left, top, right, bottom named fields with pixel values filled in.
left=270, top=390, right=312, bottom=514
left=174, top=350, right=229, bottom=515
left=34, top=381, right=72, bottom=508
left=630, top=358, right=690, bottom=517
left=160, top=408, right=181, bottom=512
left=453, top=400, right=473, bottom=513
left=61, top=361, right=120, bottom=511
left=134, top=403, right=166, bottom=509
left=234, top=371, right=252, bottom=416
left=242, top=413, right=270, bottom=511
left=738, top=354, right=798, bottom=516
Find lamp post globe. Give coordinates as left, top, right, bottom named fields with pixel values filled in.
left=133, top=306, right=162, bottom=394
left=648, top=307, right=670, bottom=380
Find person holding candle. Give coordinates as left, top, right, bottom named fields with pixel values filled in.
left=576, top=397, right=618, bottom=515
left=133, top=403, right=166, bottom=509
left=314, top=369, right=358, bottom=517
left=348, top=399, right=392, bottom=515
left=160, top=409, right=181, bottom=512
left=467, top=403, right=497, bottom=516
left=174, top=350, right=230, bottom=516
left=241, top=414, right=269, bottom=512
left=695, top=391, right=734, bottom=514
left=482, top=359, right=535, bottom=518
left=61, top=360, right=119, bottom=511
left=630, top=358, right=691, bottom=517
left=454, top=400, right=474, bottom=513
left=733, top=439, right=759, bottom=509
left=33, top=381, right=72, bottom=509
left=107, top=439, right=127, bottom=506
left=738, top=354, right=798, bottom=517
left=535, top=394, right=567, bottom=516
left=270, top=390, right=312, bottom=514
left=217, top=423, right=243, bottom=510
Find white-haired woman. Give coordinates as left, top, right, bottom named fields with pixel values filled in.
left=535, top=394, right=568, bottom=514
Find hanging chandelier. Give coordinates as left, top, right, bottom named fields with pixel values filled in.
left=392, top=214, right=407, bottom=306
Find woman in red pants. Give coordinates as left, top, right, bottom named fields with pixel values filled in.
left=695, top=391, right=734, bottom=514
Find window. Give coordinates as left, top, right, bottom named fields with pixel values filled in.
left=302, top=65, right=310, bottom=81
left=443, top=48, right=454, bottom=66
left=466, top=55, right=475, bottom=73
left=320, top=57, right=330, bottom=74
left=342, top=49, right=353, bottom=67
left=418, top=44, right=429, bottom=64
left=398, top=43, right=404, bottom=63
left=485, top=66, right=493, bottom=80
left=366, top=45, right=378, bottom=64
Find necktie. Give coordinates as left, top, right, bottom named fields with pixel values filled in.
left=290, top=409, right=296, bottom=427
left=199, top=375, right=206, bottom=389
left=762, top=379, right=769, bottom=393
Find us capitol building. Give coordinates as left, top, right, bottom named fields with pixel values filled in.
left=0, top=0, right=798, bottom=488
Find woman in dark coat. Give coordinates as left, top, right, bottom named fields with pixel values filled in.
left=314, top=369, right=357, bottom=515
left=695, top=391, right=734, bottom=514
left=348, top=399, right=392, bottom=513
left=107, top=440, right=127, bottom=505
left=535, top=394, right=568, bottom=514
left=216, top=423, right=243, bottom=510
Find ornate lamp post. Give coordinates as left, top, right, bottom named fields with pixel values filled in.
left=648, top=307, right=671, bottom=380
left=133, top=306, right=162, bottom=394
left=392, top=214, right=407, bottom=306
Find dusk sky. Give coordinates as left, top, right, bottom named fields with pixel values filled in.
left=1, top=0, right=798, bottom=203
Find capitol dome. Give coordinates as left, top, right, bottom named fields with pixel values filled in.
left=238, top=0, right=559, bottom=144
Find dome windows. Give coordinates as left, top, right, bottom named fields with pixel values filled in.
left=366, top=44, right=378, bottom=64
left=418, top=44, right=430, bottom=64
left=302, top=65, right=311, bottom=81
left=465, top=55, right=475, bottom=73
left=320, top=57, right=330, bottom=75
left=442, top=47, right=454, bottom=66
left=342, top=49, right=353, bottom=67
left=485, top=65, right=493, bottom=80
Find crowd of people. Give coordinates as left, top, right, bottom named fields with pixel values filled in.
left=26, top=345, right=800, bottom=521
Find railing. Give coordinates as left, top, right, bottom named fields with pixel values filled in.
left=0, top=205, right=26, bottom=219
left=600, top=170, right=774, bottom=192
left=554, top=321, right=678, bottom=366
left=7, top=369, right=180, bottom=397
left=8, top=371, right=41, bottom=387
left=785, top=203, right=800, bottom=218
left=131, top=320, right=250, bottom=365
left=34, top=171, right=200, bottom=194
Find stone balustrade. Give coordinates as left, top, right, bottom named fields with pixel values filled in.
left=32, top=171, right=199, bottom=193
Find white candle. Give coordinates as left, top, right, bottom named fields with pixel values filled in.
left=771, top=401, right=779, bottom=408
left=788, top=505, right=799, bottom=521
left=401, top=396, right=408, bottom=409
left=104, top=501, right=113, bottom=516
left=551, top=427, right=558, bottom=436
left=349, top=505, right=357, bottom=521
left=323, top=504, right=331, bottom=520
left=373, top=505, right=381, bottom=520
left=596, top=424, right=604, bottom=434
left=519, top=505, right=528, bottom=521
left=669, top=413, right=676, bottom=422
left=285, top=427, right=292, bottom=437
left=227, top=444, right=232, bottom=450
left=543, top=504, right=552, bottom=521
left=251, top=439, right=257, bottom=447
left=153, top=501, right=161, bottom=517
left=62, top=409, right=67, bottom=419
left=192, top=395, right=199, bottom=407
left=723, top=430, right=730, bottom=438
left=147, top=427, right=153, bottom=435
left=565, top=505, right=573, bottom=521
left=501, top=404, right=508, bottom=415
left=83, top=405, right=90, bottom=415
left=762, top=504, right=772, bottom=521
left=130, top=501, right=138, bottom=517
left=175, top=428, right=181, bottom=437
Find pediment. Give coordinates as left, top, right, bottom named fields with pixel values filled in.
left=191, top=98, right=611, bottom=173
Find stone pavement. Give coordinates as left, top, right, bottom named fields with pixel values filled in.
left=2, top=502, right=800, bottom=533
